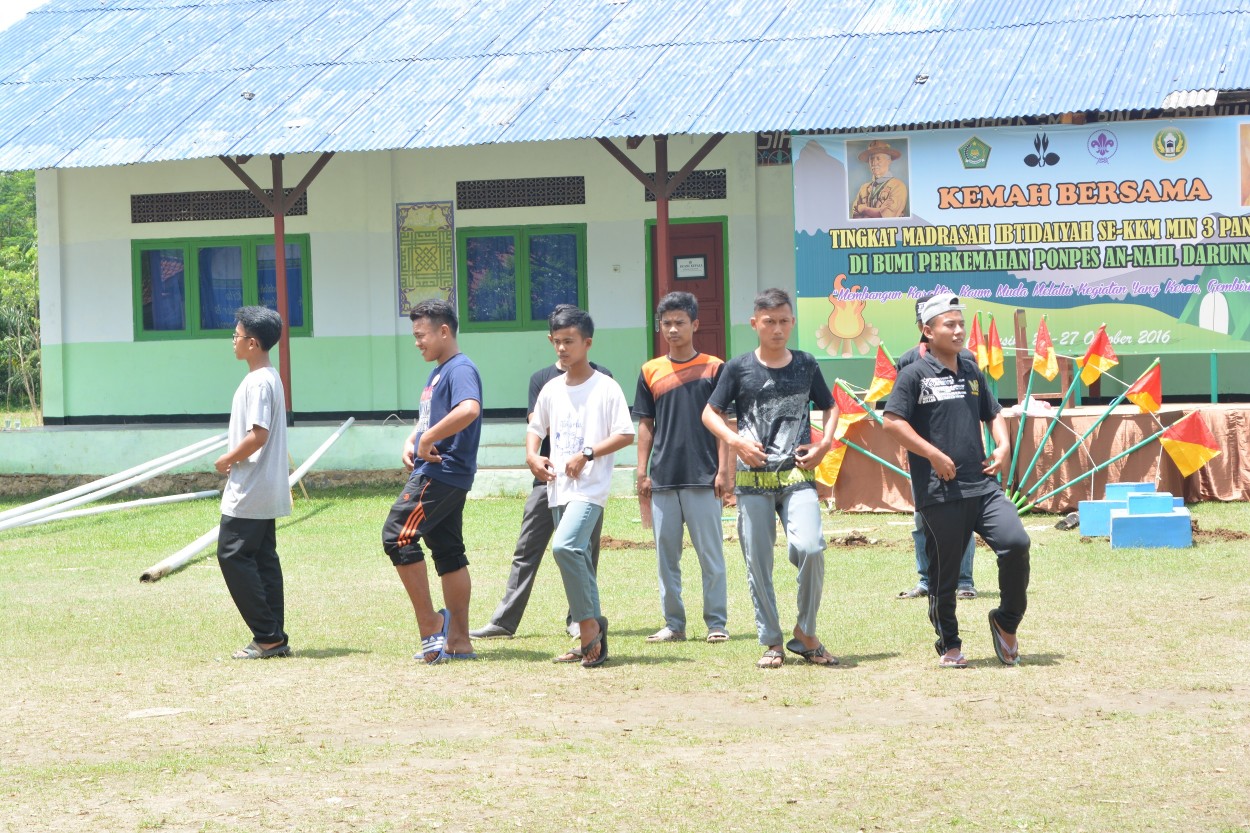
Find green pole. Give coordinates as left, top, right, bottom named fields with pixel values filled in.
left=1018, top=357, right=1161, bottom=502
left=834, top=378, right=884, bottom=426
left=1210, top=352, right=1218, bottom=404
left=1005, top=362, right=1037, bottom=496
left=1011, top=371, right=1083, bottom=506
left=1017, top=425, right=1167, bottom=514
left=842, top=438, right=912, bottom=481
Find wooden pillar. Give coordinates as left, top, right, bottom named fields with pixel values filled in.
left=654, top=134, right=671, bottom=302
left=270, top=154, right=292, bottom=416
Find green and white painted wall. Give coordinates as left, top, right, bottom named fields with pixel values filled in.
left=37, top=133, right=794, bottom=422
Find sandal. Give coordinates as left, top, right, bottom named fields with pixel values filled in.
left=785, top=638, right=839, bottom=667
left=988, top=611, right=1020, bottom=666
left=939, top=652, right=969, bottom=668
left=417, top=608, right=450, bottom=665
left=896, top=584, right=928, bottom=599
left=957, top=587, right=978, bottom=599
left=757, top=649, right=784, bottom=669
left=581, top=617, right=609, bottom=668
left=232, top=640, right=291, bottom=660
left=706, top=629, right=729, bottom=643
left=552, top=647, right=583, bottom=663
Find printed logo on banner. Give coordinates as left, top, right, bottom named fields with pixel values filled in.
left=1087, top=129, right=1118, bottom=164
left=958, top=136, right=991, bottom=169
left=1154, top=128, right=1187, bottom=161
left=1024, top=133, right=1060, bottom=168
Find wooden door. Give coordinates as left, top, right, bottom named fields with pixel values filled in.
left=648, top=222, right=725, bottom=358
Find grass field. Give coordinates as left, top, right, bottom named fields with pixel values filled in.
left=1, top=487, right=1248, bottom=832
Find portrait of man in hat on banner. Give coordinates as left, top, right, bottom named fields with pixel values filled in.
left=849, top=138, right=910, bottom=220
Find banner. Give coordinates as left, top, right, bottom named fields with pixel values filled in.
left=396, top=201, right=454, bottom=316
left=794, top=118, right=1250, bottom=360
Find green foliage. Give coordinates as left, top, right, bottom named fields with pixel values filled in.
left=0, top=170, right=39, bottom=416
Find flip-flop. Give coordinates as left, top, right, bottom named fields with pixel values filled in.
left=756, top=649, right=784, bottom=669
left=706, top=629, right=729, bottom=643
left=785, top=637, right=839, bottom=667
left=552, top=647, right=583, bottom=663
left=417, top=608, right=450, bottom=665
left=232, top=640, right=291, bottom=660
left=446, top=651, right=478, bottom=660
left=939, top=652, right=969, bottom=668
left=988, top=611, right=1020, bottom=666
left=581, top=616, right=609, bottom=668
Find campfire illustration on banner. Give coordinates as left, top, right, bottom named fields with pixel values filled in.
left=816, top=273, right=881, bottom=357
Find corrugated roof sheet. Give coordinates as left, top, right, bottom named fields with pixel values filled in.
left=0, top=0, right=1248, bottom=170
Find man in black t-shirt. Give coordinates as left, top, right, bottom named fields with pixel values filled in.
left=469, top=350, right=610, bottom=643
left=895, top=295, right=977, bottom=601
left=703, top=289, right=840, bottom=669
left=883, top=293, right=1030, bottom=668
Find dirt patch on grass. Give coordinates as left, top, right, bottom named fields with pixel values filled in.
left=598, top=534, right=652, bottom=550
left=1192, top=525, right=1250, bottom=542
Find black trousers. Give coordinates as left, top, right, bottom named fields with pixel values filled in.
left=487, top=483, right=603, bottom=633
left=918, top=491, right=1030, bottom=654
left=217, top=515, right=286, bottom=644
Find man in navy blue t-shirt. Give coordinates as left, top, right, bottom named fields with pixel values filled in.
left=382, top=299, right=483, bottom=665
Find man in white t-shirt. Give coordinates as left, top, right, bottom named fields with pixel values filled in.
left=527, top=305, right=634, bottom=668
left=214, top=306, right=292, bottom=660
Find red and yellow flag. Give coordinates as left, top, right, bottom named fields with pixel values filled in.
left=1160, top=411, right=1220, bottom=477
left=1077, top=324, right=1119, bottom=385
left=1032, top=317, right=1058, bottom=381
left=986, top=316, right=1004, bottom=381
left=863, top=345, right=897, bottom=402
left=833, top=384, right=868, bottom=440
left=809, top=425, right=847, bottom=488
left=967, top=314, right=987, bottom=370
left=1125, top=363, right=1162, bottom=413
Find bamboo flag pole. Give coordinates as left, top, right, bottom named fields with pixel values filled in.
left=833, top=378, right=883, bottom=425
left=1005, top=366, right=1037, bottom=496
left=1011, top=371, right=1083, bottom=506
left=841, top=437, right=912, bottom=481
left=140, top=418, right=354, bottom=583
left=1017, top=426, right=1167, bottom=514
left=0, top=434, right=226, bottom=524
left=1016, top=358, right=1161, bottom=503
left=0, top=439, right=228, bottom=533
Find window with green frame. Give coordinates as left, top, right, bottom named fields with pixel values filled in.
left=455, top=224, right=586, bottom=331
left=132, top=234, right=312, bottom=340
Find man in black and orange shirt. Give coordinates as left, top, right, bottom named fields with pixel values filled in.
left=634, top=292, right=733, bottom=644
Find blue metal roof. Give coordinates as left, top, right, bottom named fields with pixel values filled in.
left=0, top=0, right=1248, bottom=170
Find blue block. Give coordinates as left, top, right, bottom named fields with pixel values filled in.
left=1104, top=482, right=1156, bottom=501
left=1109, top=507, right=1192, bottom=548
left=1127, top=492, right=1175, bottom=515
left=1078, top=499, right=1126, bottom=537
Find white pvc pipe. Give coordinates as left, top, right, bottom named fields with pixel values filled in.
left=140, top=526, right=220, bottom=583
left=22, top=490, right=220, bottom=527
left=139, top=418, right=354, bottom=583
left=0, top=433, right=227, bottom=524
left=288, top=417, right=354, bottom=485
left=0, top=438, right=227, bottom=533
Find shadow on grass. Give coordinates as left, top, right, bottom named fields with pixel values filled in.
left=965, top=652, right=1065, bottom=668
left=827, top=651, right=900, bottom=668
left=279, top=502, right=333, bottom=529
left=294, top=647, right=371, bottom=659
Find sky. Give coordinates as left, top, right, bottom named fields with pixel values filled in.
left=0, top=0, right=48, bottom=34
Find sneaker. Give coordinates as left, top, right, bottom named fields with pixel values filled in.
left=469, top=623, right=514, bottom=639
left=956, top=586, right=978, bottom=599
left=646, top=626, right=687, bottom=642
left=896, top=584, right=928, bottom=599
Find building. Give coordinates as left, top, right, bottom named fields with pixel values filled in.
left=1, top=0, right=1248, bottom=426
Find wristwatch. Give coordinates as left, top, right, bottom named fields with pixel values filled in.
left=582, top=446, right=595, bottom=460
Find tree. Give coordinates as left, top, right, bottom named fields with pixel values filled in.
left=0, top=170, right=39, bottom=417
